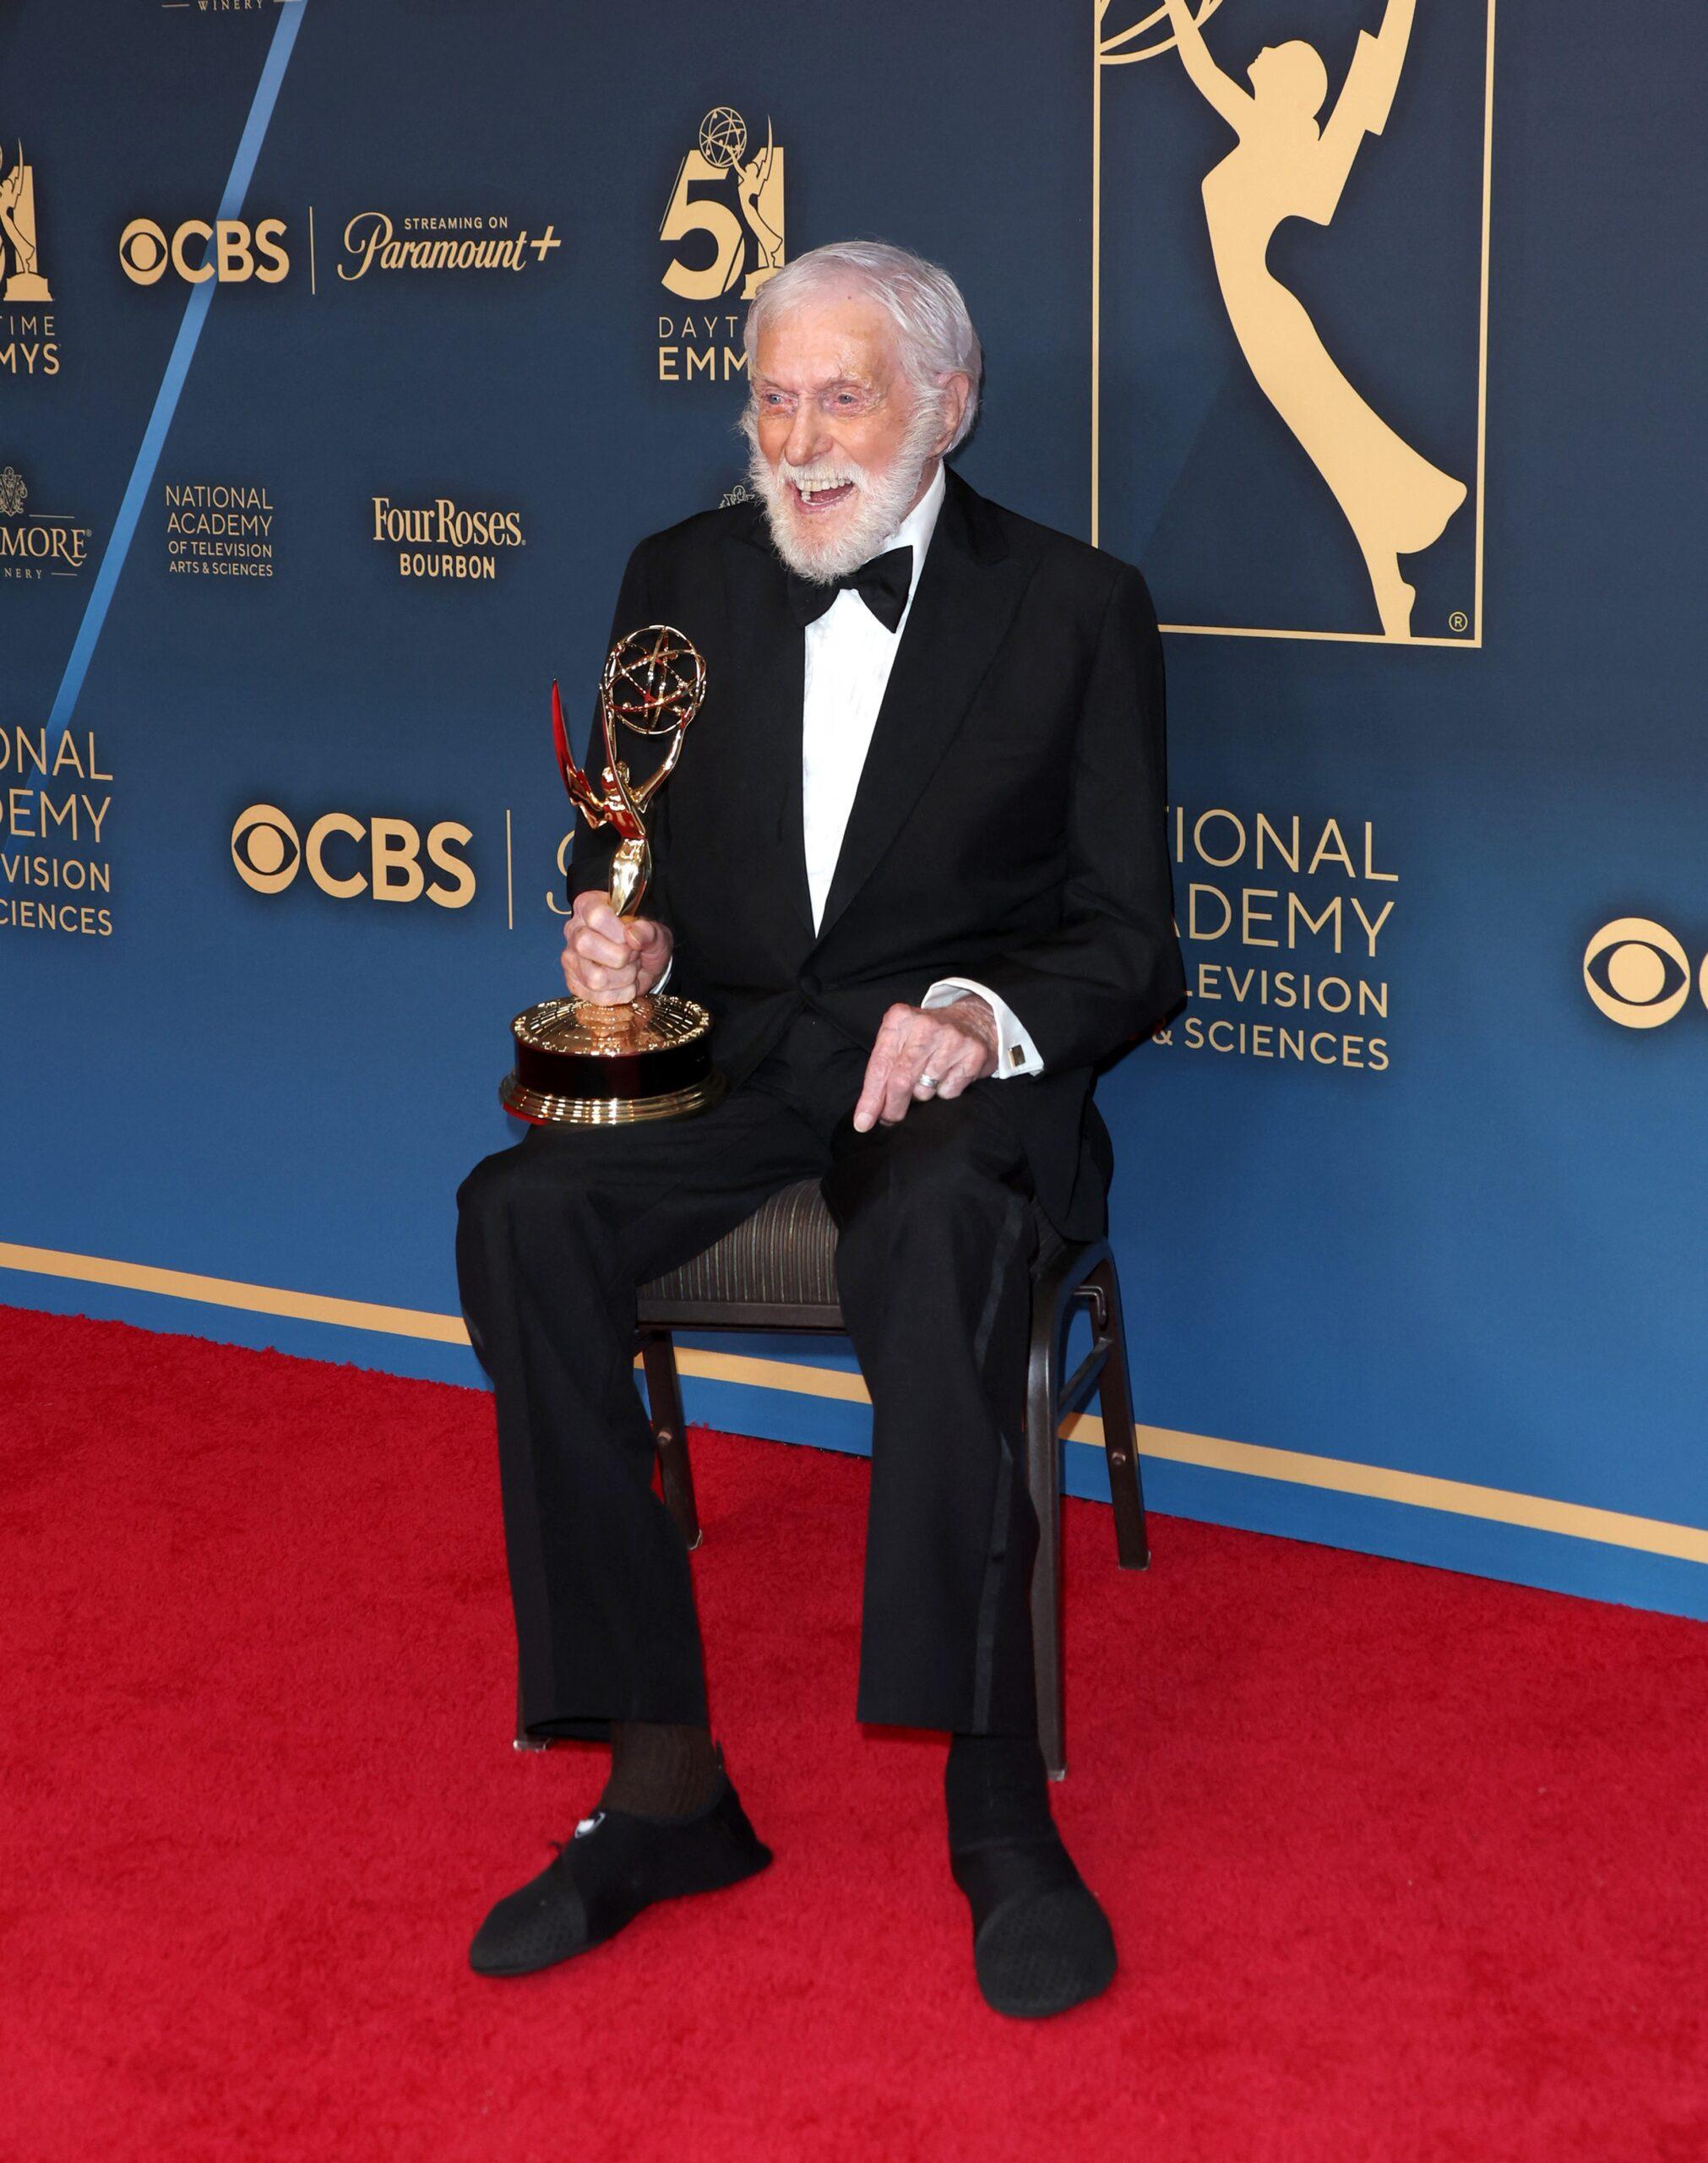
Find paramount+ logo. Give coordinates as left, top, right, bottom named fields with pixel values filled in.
left=231, top=804, right=475, bottom=908
left=120, top=217, right=289, bottom=286
left=1582, top=918, right=1708, bottom=1030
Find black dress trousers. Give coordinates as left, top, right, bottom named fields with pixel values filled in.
left=454, top=1008, right=1043, bottom=1743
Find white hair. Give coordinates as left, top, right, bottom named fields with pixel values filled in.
left=742, top=240, right=983, bottom=452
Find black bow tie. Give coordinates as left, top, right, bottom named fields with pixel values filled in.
left=785, top=546, right=913, bottom=634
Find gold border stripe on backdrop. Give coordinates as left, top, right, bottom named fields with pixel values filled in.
left=3, top=1241, right=1705, bottom=1568
left=0, top=1241, right=471, bottom=1346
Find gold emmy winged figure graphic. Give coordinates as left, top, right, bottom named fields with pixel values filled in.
left=732, top=117, right=784, bottom=296
left=1104, top=0, right=1466, bottom=639
left=0, top=141, right=53, bottom=303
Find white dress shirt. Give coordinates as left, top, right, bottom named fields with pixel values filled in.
left=798, top=464, right=1042, bottom=1079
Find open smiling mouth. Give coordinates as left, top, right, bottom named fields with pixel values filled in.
left=787, top=478, right=857, bottom=515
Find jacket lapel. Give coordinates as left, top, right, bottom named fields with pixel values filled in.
left=718, top=507, right=816, bottom=946
left=815, top=471, right=1025, bottom=942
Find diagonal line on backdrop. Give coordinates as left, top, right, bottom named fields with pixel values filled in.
left=46, top=2, right=309, bottom=733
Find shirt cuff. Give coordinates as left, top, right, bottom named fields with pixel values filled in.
left=922, top=977, right=1044, bottom=1079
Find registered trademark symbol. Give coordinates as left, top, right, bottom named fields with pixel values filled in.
left=1448, top=611, right=1469, bottom=634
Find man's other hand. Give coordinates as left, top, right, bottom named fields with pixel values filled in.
left=561, top=892, right=673, bottom=1005
left=853, top=997, right=998, bottom=1132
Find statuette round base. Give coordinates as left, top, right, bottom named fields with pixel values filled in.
left=500, top=993, right=725, bottom=1126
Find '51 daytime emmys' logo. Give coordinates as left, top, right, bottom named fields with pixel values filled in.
left=657, top=106, right=785, bottom=385
left=1093, top=0, right=1493, bottom=646
left=0, top=140, right=52, bottom=302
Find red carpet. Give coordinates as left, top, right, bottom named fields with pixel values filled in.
left=2, top=1305, right=1704, bottom=2162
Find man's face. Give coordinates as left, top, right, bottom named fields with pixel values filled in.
left=747, top=292, right=949, bottom=581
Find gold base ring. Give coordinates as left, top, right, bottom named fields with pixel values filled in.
left=498, top=1071, right=729, bottom=1126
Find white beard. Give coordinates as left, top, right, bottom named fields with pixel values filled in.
left=745, top=404, right=942, bottom=583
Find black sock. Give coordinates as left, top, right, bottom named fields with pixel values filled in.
left=945, top=1730, right=1054, bottom=1850
left=600, top=1720, right=723, bottom=1820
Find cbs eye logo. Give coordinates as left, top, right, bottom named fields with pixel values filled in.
left=1582, top=918, right=1708, bottom=1030
left=121, top=217, right=289, bottom=286
left=231, top=804, right=476, bottom=908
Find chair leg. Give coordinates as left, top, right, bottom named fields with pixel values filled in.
left=639, top=1328, right=701, bottom=1550
left=1086, top=1256, right=1150, bottom=1572
left=1025, top=1286, right=1068, bottom=1780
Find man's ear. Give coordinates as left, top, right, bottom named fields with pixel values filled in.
left=934, top=373, right=972, bottom=455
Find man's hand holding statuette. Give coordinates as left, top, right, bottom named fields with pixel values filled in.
left=562, top=891, right=673, bottom=1005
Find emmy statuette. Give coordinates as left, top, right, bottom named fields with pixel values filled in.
left=499, top=626, right=725, bottom=1125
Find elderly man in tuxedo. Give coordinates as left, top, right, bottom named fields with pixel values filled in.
left=456, top=240, right=1183, bottom=2019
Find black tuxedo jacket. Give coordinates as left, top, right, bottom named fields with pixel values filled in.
left=571, top=469, right=1185, bottom=1242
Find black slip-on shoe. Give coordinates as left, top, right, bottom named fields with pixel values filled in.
left=470, top=1774, right=772, bottom=1979
left=951, top=1834, right=1118, bottom=2019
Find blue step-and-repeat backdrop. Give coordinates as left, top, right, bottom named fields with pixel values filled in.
left=5, top=0, right=1705, bottom=1619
